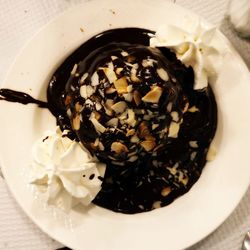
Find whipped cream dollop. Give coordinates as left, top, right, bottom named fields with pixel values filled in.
left=31, top=127, right=106, bottom=212
left=150, top=22, right=222, bottom=89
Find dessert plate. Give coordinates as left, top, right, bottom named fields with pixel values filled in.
left=0, top=0, right=250, bottom=249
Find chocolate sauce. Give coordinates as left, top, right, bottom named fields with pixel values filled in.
left=0, top=89, right=47, bottom=108
left=0, top=28, right=217, bottom=214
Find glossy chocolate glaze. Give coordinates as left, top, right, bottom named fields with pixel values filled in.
left=0, top=28, right=217, bottom=214
left=47, top=28, right=217, bottom=213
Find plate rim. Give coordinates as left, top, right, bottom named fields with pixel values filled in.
left=1, top=0, right=250, bottom=249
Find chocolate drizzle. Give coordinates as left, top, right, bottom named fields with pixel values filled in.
left=0, top=89, right=47, bottom=108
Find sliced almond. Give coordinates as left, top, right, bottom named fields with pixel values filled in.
left=152, top=201, right=161, bottom=209
left=70, top=64, right=78, bottom=75
left=72, top=115, right=80, bottom=130
left=123, top=93, right=133, bottom=102
left=79, top=72, right=89, bottom=84
left=128, top=155, right=138, bottom=162
left=127, top=85, right=133, bottom=93
left=140, top=140, right=156, bottom=152
left=142, top=86, right=162, bottom=103
left=138, top=121, right=150, bottom=138
left=105, top=87, right=116, bottom=94
left=145, top=135, right=155, bottom=141
left=171, top=111, right=179, bottom=122
left=125, top=109, right=136, bottom=127
left=94, top=138, right=99, bottom=147
left=126, top=129, right=135, bottom=137
left=95, top=102, right=102, bottom=111
left=157, top=68, right=169, bottom=81
left=114, top=77, right=128, bottom=94
left=119, top=110, right=128, bottom=120
left=111, top=101, right=127, bottom=114
left=91, top=71, right=99, bottom=86
left=131, top=135, right=140, bottom=143
left=121, top=51, right=128, bottom=57
left=90, top=142, right=98, bottom=150
left=111, top=55, right=118, bottom=60
left=111, top=142, right=128, bottom=154
left=104, top=106, right=113, bottom=116
left=105, top=99, right=114, bottom=109
left=183, top=101, right=189, bottom=113
left=93, top=111, right=101, bottom=120
left=103, top=62, right=117, bottom=83
left=98, top=141, right=105, bottom=151
left=168, top=122, right=180, bottom=138
left=115, top=67, right=123, bottom=75
left=131, top=67, right=141, bottom=83
left=133, top=90, right=142, bottom=106
left=189, top=141, right=198, bottom=148
left=80, top=85, right=95, bottom=99
left=188, top=106, right=199, bottom=113
left=89, top=112, right=106, bottom=133
left=152, top=124, right=159, bottom=130
left=178, top=171, right=188, bottom=186
left=142, top=59, right=155, bottom=67
left=166, top=102, right=173, bottom=112
left=75, top=102, right=83, bottom=113
left=153, top=144, right=164, bottom=152
left=106, top=118, right=119, bottom=127
left=161, top=187, right=171, bottom=197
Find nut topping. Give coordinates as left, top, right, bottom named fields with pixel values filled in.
left=133, top=90, right=142, bottom=106
left=157, top=68, right=169, bottom=81
left=72, top=115, right=80, bottom=130
left=111, top=142, right=128, bottom=154
left=105, top=87, right=117, bottom=94
left=138, top=121, right=150, bottom=138
left=75, top=102, right=83, bottom=112
left=106, top=118, right=119, bottom=127
left=91, top=71, right=100, bottom=86
left=125, top=109, right=136, bottom=127
left=111, top=101, right=127, bottom=114
left=168, top=122, right=180, bottom=138
left=126, top=129, right=135, bottom=136
left=142, top=86, right=163, bottom=103
left=80, top=85, right=95, bottom=99
left=140, top=140, right=156, bottom=152
left=188, top=106, right=199, bottom=112
left=161, top=187, right=171, bottom=197
left=114, top=77, right=128, bottom=94
left=103, top=62, right=117, bottom=83
left=170, top=111, right=179, bottom=122
left=89, top=112, right=106, bottom=133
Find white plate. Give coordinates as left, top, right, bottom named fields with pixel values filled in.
left=0, top=0, right=250, bottom=249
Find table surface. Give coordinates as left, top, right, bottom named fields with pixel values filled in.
left=0, top=0, right=250, bottom=249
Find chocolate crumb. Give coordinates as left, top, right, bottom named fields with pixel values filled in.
left=89, top=174, right=95, bottom=180
left=42, top=136, right=49, bottom=142
left=98, top=176, right=104, bottom=181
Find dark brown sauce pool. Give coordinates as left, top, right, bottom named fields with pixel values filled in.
left=0, top=28, right=217, bottom=214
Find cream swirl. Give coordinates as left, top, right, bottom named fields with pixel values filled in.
left=30, top=127, right=106, bottom=211
left=150, top=22, right=222, bottom=89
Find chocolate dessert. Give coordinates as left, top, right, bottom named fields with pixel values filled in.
left=0, top=28, right=217, bottom=214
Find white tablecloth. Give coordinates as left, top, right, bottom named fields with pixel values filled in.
left=0, top=0, right=250, bottom=249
